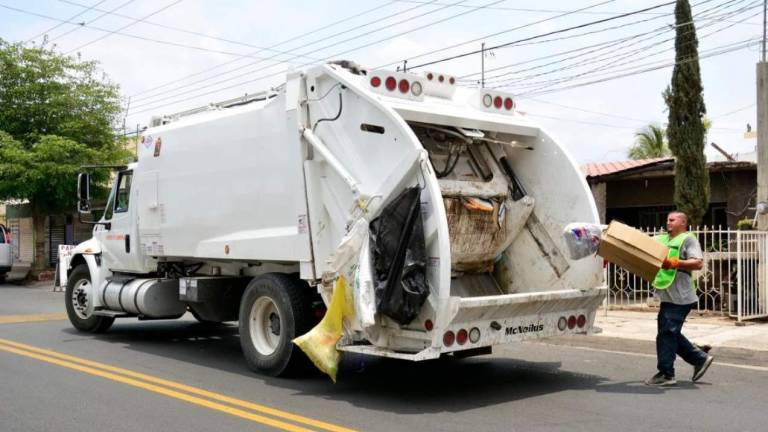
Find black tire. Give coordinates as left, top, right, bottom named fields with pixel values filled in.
left=238, top=273, right=313, bottom=377
left=65, top=264, right=114, bottom=333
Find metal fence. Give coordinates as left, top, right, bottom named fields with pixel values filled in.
left=605, top=227, right=768, bottom=321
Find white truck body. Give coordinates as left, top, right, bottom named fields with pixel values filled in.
left=66, top=62, right=606, bottom=374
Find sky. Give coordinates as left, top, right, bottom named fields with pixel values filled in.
left=0, top=0, right=764, bottom=164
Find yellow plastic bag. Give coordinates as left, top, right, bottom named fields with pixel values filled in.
left=293, top=276, right=354, bottom=382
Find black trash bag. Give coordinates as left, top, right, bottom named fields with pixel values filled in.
left=369, top=187, right=428, bottom=325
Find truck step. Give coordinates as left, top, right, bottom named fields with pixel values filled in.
left=338, top=344, right=440, bottom=361
left=92, top=309, right=132, bottom=318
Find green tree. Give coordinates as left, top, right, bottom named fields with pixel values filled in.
left=0, top=39, right=129, bottom=269
left=664, top=0, right=709, bottom=226
left=628, top=124, right=670, bottom=159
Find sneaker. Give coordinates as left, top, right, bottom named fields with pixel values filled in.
left=645, top=372, right=677, bottom=386
left=693, top=343, right=712, bottom=354
left=692, top=355, right=714, bottom=382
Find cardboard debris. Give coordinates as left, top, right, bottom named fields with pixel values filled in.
left=597, top=221, right=669, bottom=283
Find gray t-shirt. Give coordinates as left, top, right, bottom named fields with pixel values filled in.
left=658, top=235, right=702, bottom=305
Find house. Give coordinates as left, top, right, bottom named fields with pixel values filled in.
left=583, top=157, right=756, bottom=228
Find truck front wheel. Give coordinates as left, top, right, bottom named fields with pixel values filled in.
left=65, top=264, right=114, bottom=333
left=239, top=273, right=312, bottom=377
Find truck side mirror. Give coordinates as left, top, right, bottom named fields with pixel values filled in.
left=77, top=172, right=91, bottom=214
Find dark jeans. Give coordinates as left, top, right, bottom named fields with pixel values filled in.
left=656, top=302, right=708, bottom=377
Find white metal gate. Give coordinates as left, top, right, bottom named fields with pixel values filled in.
left=733, top=231, right=768, bottom=321
left=605, top=227, right=768, bottom=321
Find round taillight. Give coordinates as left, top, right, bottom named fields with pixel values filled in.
left=443, top=330, right=455, bottom=347
left=504, top=97, right=513, bottom=110
left=567, top=315, right=577, bottom=330
left=482, top=94, right=493, bottom=107
left=438, top=75, right=445, bottom=83
left=457, top=329, right=468, bottom=345
left=425, top=319, right=434, bottom=331
left=398, top=79, right=410, bottom=93
left=577, top=314, right=587, bottom=328
left=370, top=76, right=381, bottom=88
left=411, top=81, right=423, bottom=96
left=449, top=77, right=455, bottom=85
left=557, top=316, right=567, bottom=331
left=469, top=327, right=480, bottom=343
left=385, top=76, right=397, bottom=91
left=493, top=96, right=503, bottom=109
left=427, top=72, right=434, bottom=81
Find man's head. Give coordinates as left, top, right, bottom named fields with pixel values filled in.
left=666, top=211, right=689, bottom=236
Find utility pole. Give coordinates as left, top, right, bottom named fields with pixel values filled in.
left=758, top=0, right=768, bottom=229
left=481, top=42, right=485, bottom=88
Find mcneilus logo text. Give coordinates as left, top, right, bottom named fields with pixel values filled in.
left=505, top=323, right=544, bottom=336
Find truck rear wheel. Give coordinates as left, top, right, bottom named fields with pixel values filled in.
left=239, top=273, right=312, bottom=377
left=65, top=264, right=114, bottom=333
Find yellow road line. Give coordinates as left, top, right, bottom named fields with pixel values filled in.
left=0, top=313, right=68, bottom=324
left=0, top=338, right=356, bottom=432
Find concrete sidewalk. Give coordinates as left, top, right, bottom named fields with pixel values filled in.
left=593, top=309, right=768, bottom=352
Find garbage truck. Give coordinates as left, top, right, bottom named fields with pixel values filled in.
left=66, top=61, right=606, bottom=377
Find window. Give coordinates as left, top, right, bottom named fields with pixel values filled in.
left=0, top=225, right=6, bottom=244
left=114, top=171, right=133, bottom=214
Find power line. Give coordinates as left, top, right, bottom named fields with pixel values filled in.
left=711, top=102, right=756, bottom=118
left=56, top=0, right=352, bottom=58
left=127, top=0, right=425, bottom=100
left=128, top=0, right=507, bottom=113
left=128, top=0, right=635, bottom=113
left=495, top=5, right=762, bottom=94
left=459, top=0, right=734, bottom=83
left=66, top=0, right=185, bottom=53
left=23, top=0, right=108, bottom=44
left=483, top=0, right=758, bottom=88
left=405, top=0, right=678, bottom=70
left=48, top=0, right=138, bottom=44
left=0, top=2, right=317, bottom=64
left=129, top=0, right=457, bottom=105
left=392, top=0, right=762, bottom=24
left=512, top=37, right=759, bottom=98
left=375, top=0, right=621, bottom=69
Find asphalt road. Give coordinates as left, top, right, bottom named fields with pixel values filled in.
left=1, top=282, right=767, bottom=432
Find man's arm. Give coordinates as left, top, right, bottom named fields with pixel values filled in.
left=662, top=236, right=704, bottom=270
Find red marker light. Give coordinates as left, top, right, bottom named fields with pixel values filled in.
left=493, top=96, right=503, bottom=109
left=398, top=79, right=410, bottom=94
left=504, top=97, right=514, bottom=110
left=385, top=76, right=397, bottom=91
left=370, top=76, right=381, bottom=88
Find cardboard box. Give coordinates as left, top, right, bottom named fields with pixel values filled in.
left=598, top=221, right=669, bottom=283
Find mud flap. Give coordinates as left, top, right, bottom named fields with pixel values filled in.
left=369, top=187, right=428, bottom=325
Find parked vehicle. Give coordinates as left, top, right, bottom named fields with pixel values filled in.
left=0, top=224, right=11, bottom=281
left=66, top=62, right=606, bottom=376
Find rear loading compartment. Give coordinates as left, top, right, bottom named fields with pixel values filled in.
left=404, top=121, right=605, bottom=351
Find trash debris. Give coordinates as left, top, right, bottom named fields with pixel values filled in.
left=293, top=276, right=354, bottom=382
left=562, top=222, right=604, bottom=260
left=369, top=187, right=428, bottom=325
left=462, top=196, right=495, bottom=212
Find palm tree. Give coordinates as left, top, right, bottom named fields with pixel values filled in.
left=628, top=124, right=671, bottom=159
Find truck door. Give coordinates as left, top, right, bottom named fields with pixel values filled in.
left=95, top=170, right=142, bottom=272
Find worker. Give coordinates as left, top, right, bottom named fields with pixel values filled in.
left=645, top=210, right=714, bottom=386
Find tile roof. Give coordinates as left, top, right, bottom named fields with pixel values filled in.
left=582, top=157, right=673, bottom=178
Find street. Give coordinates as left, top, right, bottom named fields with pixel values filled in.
left=1, top=282, right=767, bottom=432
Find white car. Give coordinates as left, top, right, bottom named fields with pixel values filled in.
left=0, top=224, right=11, bottom=281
